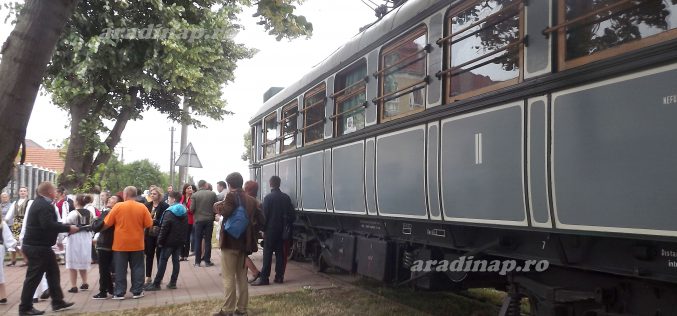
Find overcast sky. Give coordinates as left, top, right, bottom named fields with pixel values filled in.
left=0, top=0, right=376, bottom=186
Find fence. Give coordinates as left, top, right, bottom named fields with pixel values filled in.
left=2, top=164, right=58, bottom=200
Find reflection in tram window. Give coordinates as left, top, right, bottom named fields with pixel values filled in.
left=378, top=26, right=428, bottom=121
left=443, top=0, right=523, bottom=102
left=303, top=83, right=326, bottom=145
left=334, top=61, right=367, bottom=136
left=280, top=101, right=298, bottom=153
left=559, top=0, right=677, bottom=69
left=263, top=112, right=277, bottom=159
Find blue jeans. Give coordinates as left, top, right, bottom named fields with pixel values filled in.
left=113, top=251, right=145, bottom=296
left=153, top=246, right=181, bottom=286
left=193, top=220, right=214, bottom=264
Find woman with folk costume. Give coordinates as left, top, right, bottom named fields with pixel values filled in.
left=4, top=187, right=32, bottom=266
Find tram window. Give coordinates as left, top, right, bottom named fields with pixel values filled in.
left=550, top=0, right=677, bottom=70
left=333, top=61, right=367, bottom=136
left=280, top=101, right=298, bottom=153
left=250, top=125, right=257, bottom=162
left=262, top=113, right=277, bottom=159
left=439, top=0, right=523, bottom=102
left=303, top=83, right=326, bottom=145
left=377, top=26, right=428, bottom=122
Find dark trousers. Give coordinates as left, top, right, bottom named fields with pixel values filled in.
left=260, top=236, right=285, bottom=281
left=113, top=251, right=144, bottom=296
left=19, top=245, right=66, bottom=312
left=97, top=249, right=114, bottom=294
left=153, top=246, right=181, bottom=286
left=144, top=236, right=160, bottom=277
left=193, top=220, right=213, bottom=264
left=181, top=224, right=193, bottom=257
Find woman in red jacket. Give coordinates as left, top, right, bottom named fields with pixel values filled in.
left=179, top=184, right=196, bottom=261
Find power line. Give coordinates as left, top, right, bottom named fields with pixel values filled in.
left=359, top=0, right=375, bottom=10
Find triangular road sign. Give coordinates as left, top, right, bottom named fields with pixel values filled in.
left=175, top=143, right=203, bottom=168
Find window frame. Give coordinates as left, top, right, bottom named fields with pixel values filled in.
left=302, top=83, right=326, bottom=146
left=279, top=100, right=299, bottom=153
left=442, top=0, right=525, bottom=104
left=377, top=25, right=429, bottom=123
left=332, top=59, right=368, bottom=137
left=553, top=0, right=677, bottom=70
left=261, top=112, right=278, bottom=159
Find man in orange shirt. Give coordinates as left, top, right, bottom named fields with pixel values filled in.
left=102, top=187, right=152, bottom=300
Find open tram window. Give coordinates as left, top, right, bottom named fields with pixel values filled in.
left=546, top=0, right=677, bottom=70
left=262, top=112, right=277, bottom=159
left=439, top=0, right=523, bottom=102
left=302, top=83, right=326, bottom=145
left=280, top=101, right=298, bottom=153
left=376, top=26, right=429, bottom=122
left=332, top=60, right=367, bottom=136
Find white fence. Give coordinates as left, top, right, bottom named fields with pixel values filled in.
left=2, top=164, right=58, bottom=200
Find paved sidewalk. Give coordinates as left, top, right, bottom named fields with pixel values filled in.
left=1, top=250, right=335, bottom=315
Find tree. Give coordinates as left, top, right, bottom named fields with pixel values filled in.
left=0, top=0, right=80, bottom=190
left=103, top=156, right=169, bottom=194
left=38, top=0, right=312, bottom=190
left=242, top=131, right=252, bottom=162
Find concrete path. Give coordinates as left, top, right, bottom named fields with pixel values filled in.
left=1, top=250, right=336, bottom=315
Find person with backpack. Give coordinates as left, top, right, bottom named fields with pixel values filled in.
left=91, top=194, right=121, bottom=299
left=212, top=172, right=264, bottom=316
left=145, top=191, right=189, bottom=291
left=62, top=194, right=95, bottom=293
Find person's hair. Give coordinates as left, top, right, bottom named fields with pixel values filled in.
left=181, top=183, right=191, bottom=196
left=124, top=186, right=138, bottom=198
left=57, top=186, right=66, bottom=194
left=269, top=176, right=281, bottom=189
left=217, top=181, right=226, bottom=188
left=150, top=187, right=164, bottom=197
left=226, top=172, right=243, bottom=189
left=207, top=183, right=213, bottom=191
left=169, top=191, right=182, bottom=201
left=109, top=195, right=122, bottom=204
left=198, top=180, right=207, bottom=188
left=244, top=180, right=259, bottom=197
left=37, top=182, right=53, bottom=196
left=75, top=194, right=89, bottom=208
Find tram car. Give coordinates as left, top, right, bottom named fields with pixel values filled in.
left=247, top=0, right=677, bottom=315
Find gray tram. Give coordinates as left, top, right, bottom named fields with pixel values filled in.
left=248, top=0, right=677, bottom=314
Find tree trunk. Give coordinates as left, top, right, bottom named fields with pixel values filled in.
left=0, top=0, right=79, bottom=189
left=58, top=96, right=94, bottom=189
left=91, top=93, right=137, bottom=172
left=60, top=88, right=138, bottom=190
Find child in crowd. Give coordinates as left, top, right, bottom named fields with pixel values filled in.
left=145, top=191, right=189, bottom=291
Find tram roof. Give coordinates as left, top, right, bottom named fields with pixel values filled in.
left=249, top=0, right=438, bottom=123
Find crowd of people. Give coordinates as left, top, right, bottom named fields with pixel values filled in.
left=0, top=172, right=297, bottom=316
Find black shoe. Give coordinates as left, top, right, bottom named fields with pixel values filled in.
left=32, top=298, right=39, bottom=303
left=19, top=307, right=45, bottom=316
left=67, top=287, right=78, bottom=293
left=92, top=292, right=108, bottom=300
left=80, top=283, right=89, bottom=291
left=144, top=284, right=161, bottom=291
left=132, top=292, right=144, bottom=299
left=6, top=261, right=15, bottom=267
left=250, top=278, right=269, bottom=286
left=52, top=301, right=74, bottom=312
left=167, top=283, right=177, bottom=289
left=39, top=290, right=50, bottom=300
left=0, top=298, right=6, bottom=304
left=204, top=261, right=215, bottom=267
left=193, top=263, right=201, bottom=268
left=274, top=277, right=284, bottom=284
left=234, top=310, right=248, bottom=316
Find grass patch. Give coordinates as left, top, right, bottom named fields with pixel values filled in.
left=76, top=286, right=436, bottom=316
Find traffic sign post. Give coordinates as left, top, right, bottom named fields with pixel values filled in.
left=174, top=142, right=202, bottom=183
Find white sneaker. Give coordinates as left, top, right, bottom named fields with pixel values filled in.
left=132, top=292, right=144, bottom=299
left=112, top=295, right=125, bottom=300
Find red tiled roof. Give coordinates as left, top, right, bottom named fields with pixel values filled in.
left=14, top=140, right=65, bottom=172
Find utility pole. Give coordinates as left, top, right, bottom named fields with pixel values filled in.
left=169, top=126, right=176, bottom=188
left=120, top=146, right=125, bottom=164
left=178, top=101, right=189, bottom=184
